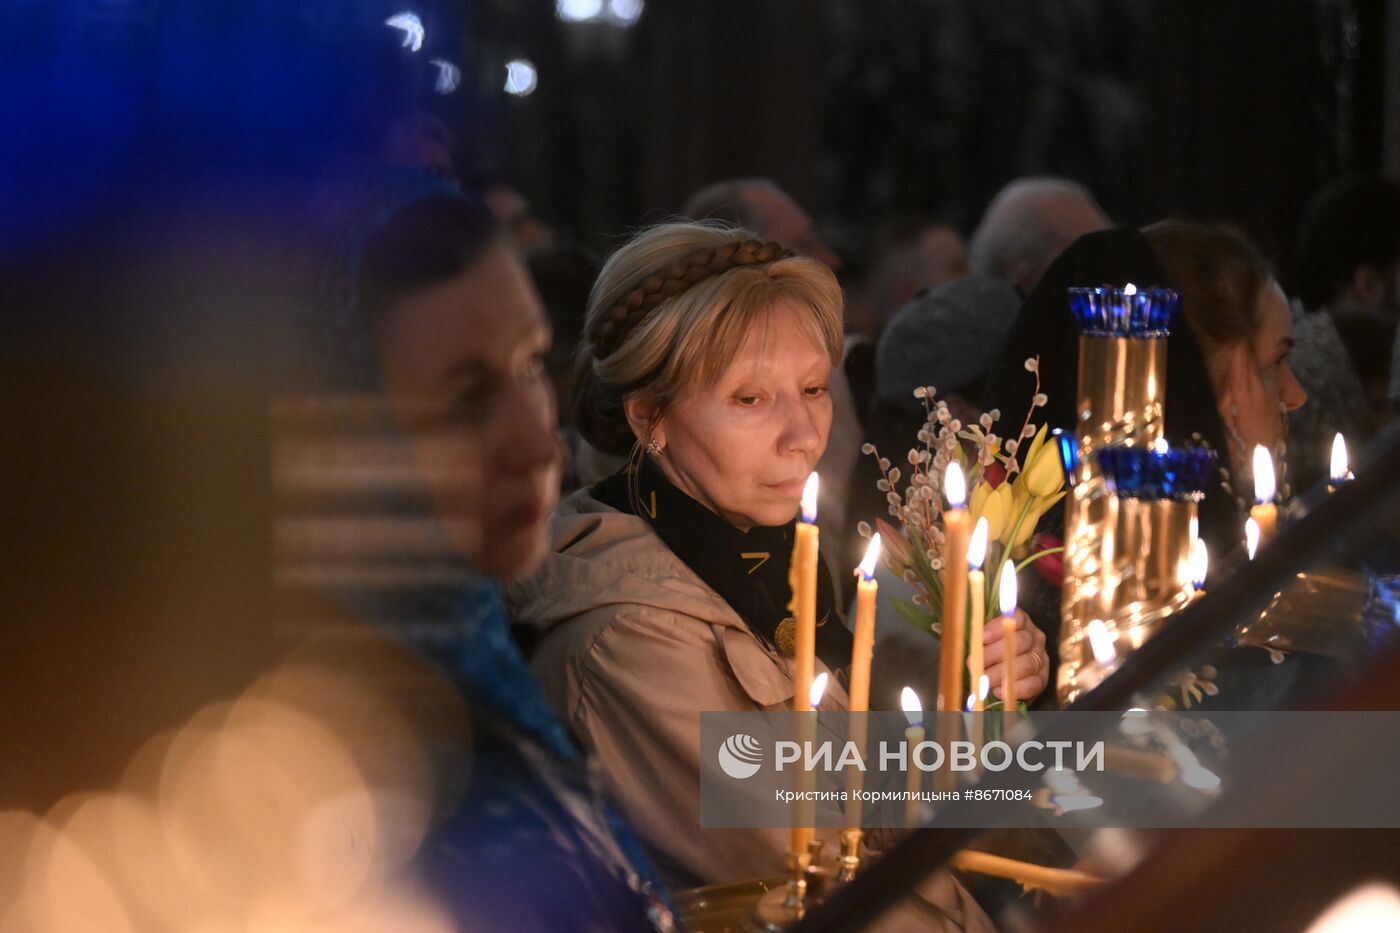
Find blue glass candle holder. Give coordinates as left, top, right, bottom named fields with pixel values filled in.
left=1096, top=444, right=1217, bottom=501
left=1068, top=285, right=1180, bottom=338
left=1051, top=427, right=1078, bottom=484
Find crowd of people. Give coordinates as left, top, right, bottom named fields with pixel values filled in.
left=282, top=113, right=1397, bottom=927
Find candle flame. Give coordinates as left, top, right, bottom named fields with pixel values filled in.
left=1176, top=555, right=1192, bottom=589
left=800, top=472, right=819, bottom=523
left=1190, top=537, right=1209, bottom=590
left=1086, top=619, right=1117, bottom=665
left=900, top=686, right=923, bottom=726
left=978, top=674, right=990, bottom=701
left=809, top=671, right=829, bottom=710
left=1252, top=445, right=1276, bottom=504
left=1154, top=437, right=1168, bottom=455
left=1245, top=517, right=1261, bottom=560
left=1331, top=433, right=1349, bottom=483
left=966, top=692, right=976, bottom=712
left=1124, top=282, right=1138, bottom=296
left=944, top=462, right=966, bottom=508
left=998, top=560, right=1017, bottom=616
left=857, top=533, right=881, bottom=580
left=967, top=517, right=989, bottom=570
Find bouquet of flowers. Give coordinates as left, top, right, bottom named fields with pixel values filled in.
left=859, top=357, right=1067, bottom=636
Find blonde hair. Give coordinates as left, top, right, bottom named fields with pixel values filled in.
left=575, top=221, right=845, bottom=457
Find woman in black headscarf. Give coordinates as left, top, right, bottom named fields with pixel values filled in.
left=983, top=222, right=1309, bottom=696
left=986, top=222, right=1307, bottom=563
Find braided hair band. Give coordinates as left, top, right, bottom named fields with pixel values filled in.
left=588, top=238, right=796, bottom=360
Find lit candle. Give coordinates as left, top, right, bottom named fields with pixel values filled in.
left=998, top=562, right=1018, bottom=713
left=1190, top=538, right=1209, bottom=596
left=848, top=535, right=881, bottom=714
left=791, top=672, right=829, bottom=860
left=789, top=473, right=820, bottom=716
left=1245, top=516, right=1261, bottom=560
left=840, top=535, right=881, bottom=867
left=966, top=517, right=989, bottom=712
left=938, top=463, right=970, bottom=712
left=1330, top=433, right=1351, bottom=491
left=1086, top=619, right=1117, bottom=666
left=901, top=687, right=924, bottom=827
left=1250, top=445, right=1277, bottom=544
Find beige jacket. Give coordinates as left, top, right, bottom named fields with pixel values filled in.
left=505, top=488, right=995, bottom=931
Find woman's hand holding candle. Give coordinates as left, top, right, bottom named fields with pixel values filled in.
left=981, top=608, right=1049, bottom=704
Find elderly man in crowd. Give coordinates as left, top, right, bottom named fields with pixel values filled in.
left=968, top=176, right=1111, bottom=295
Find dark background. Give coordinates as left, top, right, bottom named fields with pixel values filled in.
left=476, top=0, right=1391, bottom=280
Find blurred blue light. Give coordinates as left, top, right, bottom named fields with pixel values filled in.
left=608, top=0, right=645, bottom=26
left=430, top=59, right=460, bottom=94
left=385, top=12, right=425, bottom=52
left=557, top=0, right=604, bottom=22
left=504, top=59, right=538, bottom=97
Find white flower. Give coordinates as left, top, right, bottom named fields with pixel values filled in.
left=1024, top=357, right=1039, bottom=373
left=903, top=569, right=918, bottom=584
left=989, top=408, right=1001, bottom=422
left=887, top=491, right=902, bottom=505
left=1033, top=393, right=1048, bottom=407
left=1022, top=424, right=1036, bottom=438
left=861, top=442, right=875, bottom=455
left=1006, top=439, right=1019, bottom=454
left=878, top=457, right=891, bottom=471
left=888, top=467, right=901, bottom=483
left=979, top=413, right=993, bottom=430
left=877, top=479, right=891, bottom=492
left=948, top=419, right=962, bottom=432
left=913, top=386, right=928, bottom=399
left=930, top=558, right=944, bottom=571
left=908, top=449, right=921, bottom=465
left=857, top=521, right=872, bottom=538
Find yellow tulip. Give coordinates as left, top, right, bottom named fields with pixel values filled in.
left=1021, top=424, right=1064, bottom=498
left=969, top=480, right=1013, bottom=542
left=1007, top=490, right=1066, bottom=549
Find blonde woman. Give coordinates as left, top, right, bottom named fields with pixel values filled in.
left=508, top=223, right=1046, bottom=927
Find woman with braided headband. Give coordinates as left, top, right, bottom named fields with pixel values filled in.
left=507, top=222, right=1007, bottom=930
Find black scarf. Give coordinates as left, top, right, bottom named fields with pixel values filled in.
left=593, top=458, right=851, bottom=683
left=983, top=226, right=1241, bottom=557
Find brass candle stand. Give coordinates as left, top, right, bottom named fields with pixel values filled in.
left=1058, top=286, right=1216, bottom=705
left=744, top=842, right=837, bottom=931
left=837, top=828, right=863, bottom=882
